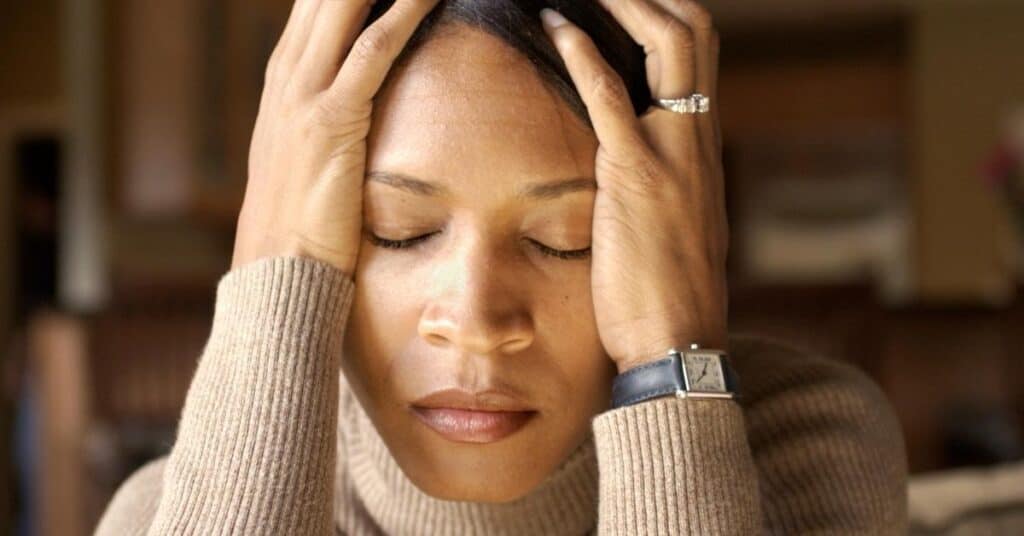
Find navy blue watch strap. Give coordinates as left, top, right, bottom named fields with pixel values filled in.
left=611, top=353, right=685, bottom=409
left=722, top=355, right=742, bottom=395
left=610, top=350, right=740, bottom=409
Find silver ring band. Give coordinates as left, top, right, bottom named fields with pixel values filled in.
left=652, top=93, right=710, bottom=114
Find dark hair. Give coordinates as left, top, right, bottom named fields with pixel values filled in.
left=364, top=0, right=650, bottom=130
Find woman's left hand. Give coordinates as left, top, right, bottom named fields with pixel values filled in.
left=540, top=0, right=728, bottom=374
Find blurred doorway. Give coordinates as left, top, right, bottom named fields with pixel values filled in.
left=5, top=133, right=62, bottom=536
left=14, top=136, right=61, bottom=320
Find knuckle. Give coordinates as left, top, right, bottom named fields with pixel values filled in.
left=311, top=98, right=342, bottom=126
left=309, top=97, right=368, bottom=138
left=311, top=97, right=352, bottom=129
left=351, top=24, right=392, bottom=64
left=264, top=55, right=282, bottom=85
left=632, top=155, right=666, bottom=192
left=600, top=150, right=666, bottom=195
left=264, top=63, right=276, bottom=85
left=660, top=16, right=694, bottom=47
left=560, top=29, right=588, bottom=55
left=685, top=3, right=714, bottom=31
left=590, top=72, right=630, bottom=110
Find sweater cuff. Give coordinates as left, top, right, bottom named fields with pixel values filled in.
left=209, top=255, right=355, bottom=346
left=591, top=396, right=761, bottom=535
left=150, top=255, right=355, bottom=535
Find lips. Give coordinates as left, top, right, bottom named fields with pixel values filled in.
left=410, top=387, right=537, bottom=444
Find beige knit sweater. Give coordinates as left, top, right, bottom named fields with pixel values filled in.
left=94, top=255, right=908, bottom=535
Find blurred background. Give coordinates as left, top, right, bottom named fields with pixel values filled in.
left=1, top=0, right=1023, bottom=534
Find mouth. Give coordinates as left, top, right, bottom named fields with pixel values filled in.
left=409, top=387, right=538, bottom=444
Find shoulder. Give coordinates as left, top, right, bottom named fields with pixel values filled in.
left=94, top=456, right=168, bottom=536
left=727, top=332, right=894, bottom=417
left=726, top=332, right=909, bottom=532
left=726, top=331, right=903, bottom=447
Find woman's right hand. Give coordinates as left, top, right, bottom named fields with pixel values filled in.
left=231, top=0, right=440, bottom=275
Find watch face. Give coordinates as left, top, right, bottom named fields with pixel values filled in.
left=683, top=352, right=727, bottom=392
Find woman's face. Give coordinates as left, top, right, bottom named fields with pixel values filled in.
left=341, top=23, right=617, bottom=503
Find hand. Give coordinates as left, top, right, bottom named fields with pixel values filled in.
left=540, top=1, right=729, bottom=374
left=232, top=0, right=441, bottom=275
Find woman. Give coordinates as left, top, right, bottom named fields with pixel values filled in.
left=96, top=0, right=908, bottom=534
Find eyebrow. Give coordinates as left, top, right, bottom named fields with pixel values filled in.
left=366, top=171, right=596, bottom=201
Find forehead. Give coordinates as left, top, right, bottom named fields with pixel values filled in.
left=365, top=23, right=597, bottom=197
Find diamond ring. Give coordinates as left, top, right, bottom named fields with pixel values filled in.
left=652, top=93, right=711, bottom=114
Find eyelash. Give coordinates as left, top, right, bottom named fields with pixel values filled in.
left=368, top=232, right=591, bottom=261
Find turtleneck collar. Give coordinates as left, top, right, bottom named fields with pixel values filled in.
left=337, top=382, right=600, bottom=535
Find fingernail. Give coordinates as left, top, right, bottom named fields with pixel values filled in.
left=540, top=8, right=568, bottom=29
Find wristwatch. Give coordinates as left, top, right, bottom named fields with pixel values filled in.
left=610, top=343, right=741, bottom=409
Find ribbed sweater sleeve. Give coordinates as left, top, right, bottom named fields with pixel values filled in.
left=589, top=335, right=909, bottom=535
left=592, top=397, right=761, bottom=534
left=97, top=256, right=355, bottom=535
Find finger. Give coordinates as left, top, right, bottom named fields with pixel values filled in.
left=296, top=0, right=377, bottom=93
left=329, top=0, right=442, bottom=104
left=595, top=0, right=697, bottom=100
left=650, top=1, right=725, bottom=234
left=591, top=0, right=701, bottom=165
left=645, top=0, right=720, bottom=154
left=709, top=29, right=722, bottom=153
left=644, top=0, right=716, bottom=97
left=539, top=8, right=651, bottom=161
left=277, top=0, right=324, bottom=72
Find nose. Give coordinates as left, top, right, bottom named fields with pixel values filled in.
left=417, top=238, right=535, bottom=356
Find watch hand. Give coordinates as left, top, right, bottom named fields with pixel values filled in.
left=693, top=362, right=709, bottom=384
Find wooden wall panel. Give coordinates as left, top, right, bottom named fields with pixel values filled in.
left=909, top=2, right=1023, bottom=303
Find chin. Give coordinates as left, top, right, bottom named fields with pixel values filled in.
left=389, top=419, right=559, bottom=504
left=409, top=467, right=545, bottom=504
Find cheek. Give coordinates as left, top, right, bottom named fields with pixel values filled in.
left=537, top=269, right=596, bottom=338
left=341, top=262, right=423, bottom=394
left=532, top=275, right=614, bottom=402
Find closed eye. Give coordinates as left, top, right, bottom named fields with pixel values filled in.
left=367, top=232, right=591, bottom=261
